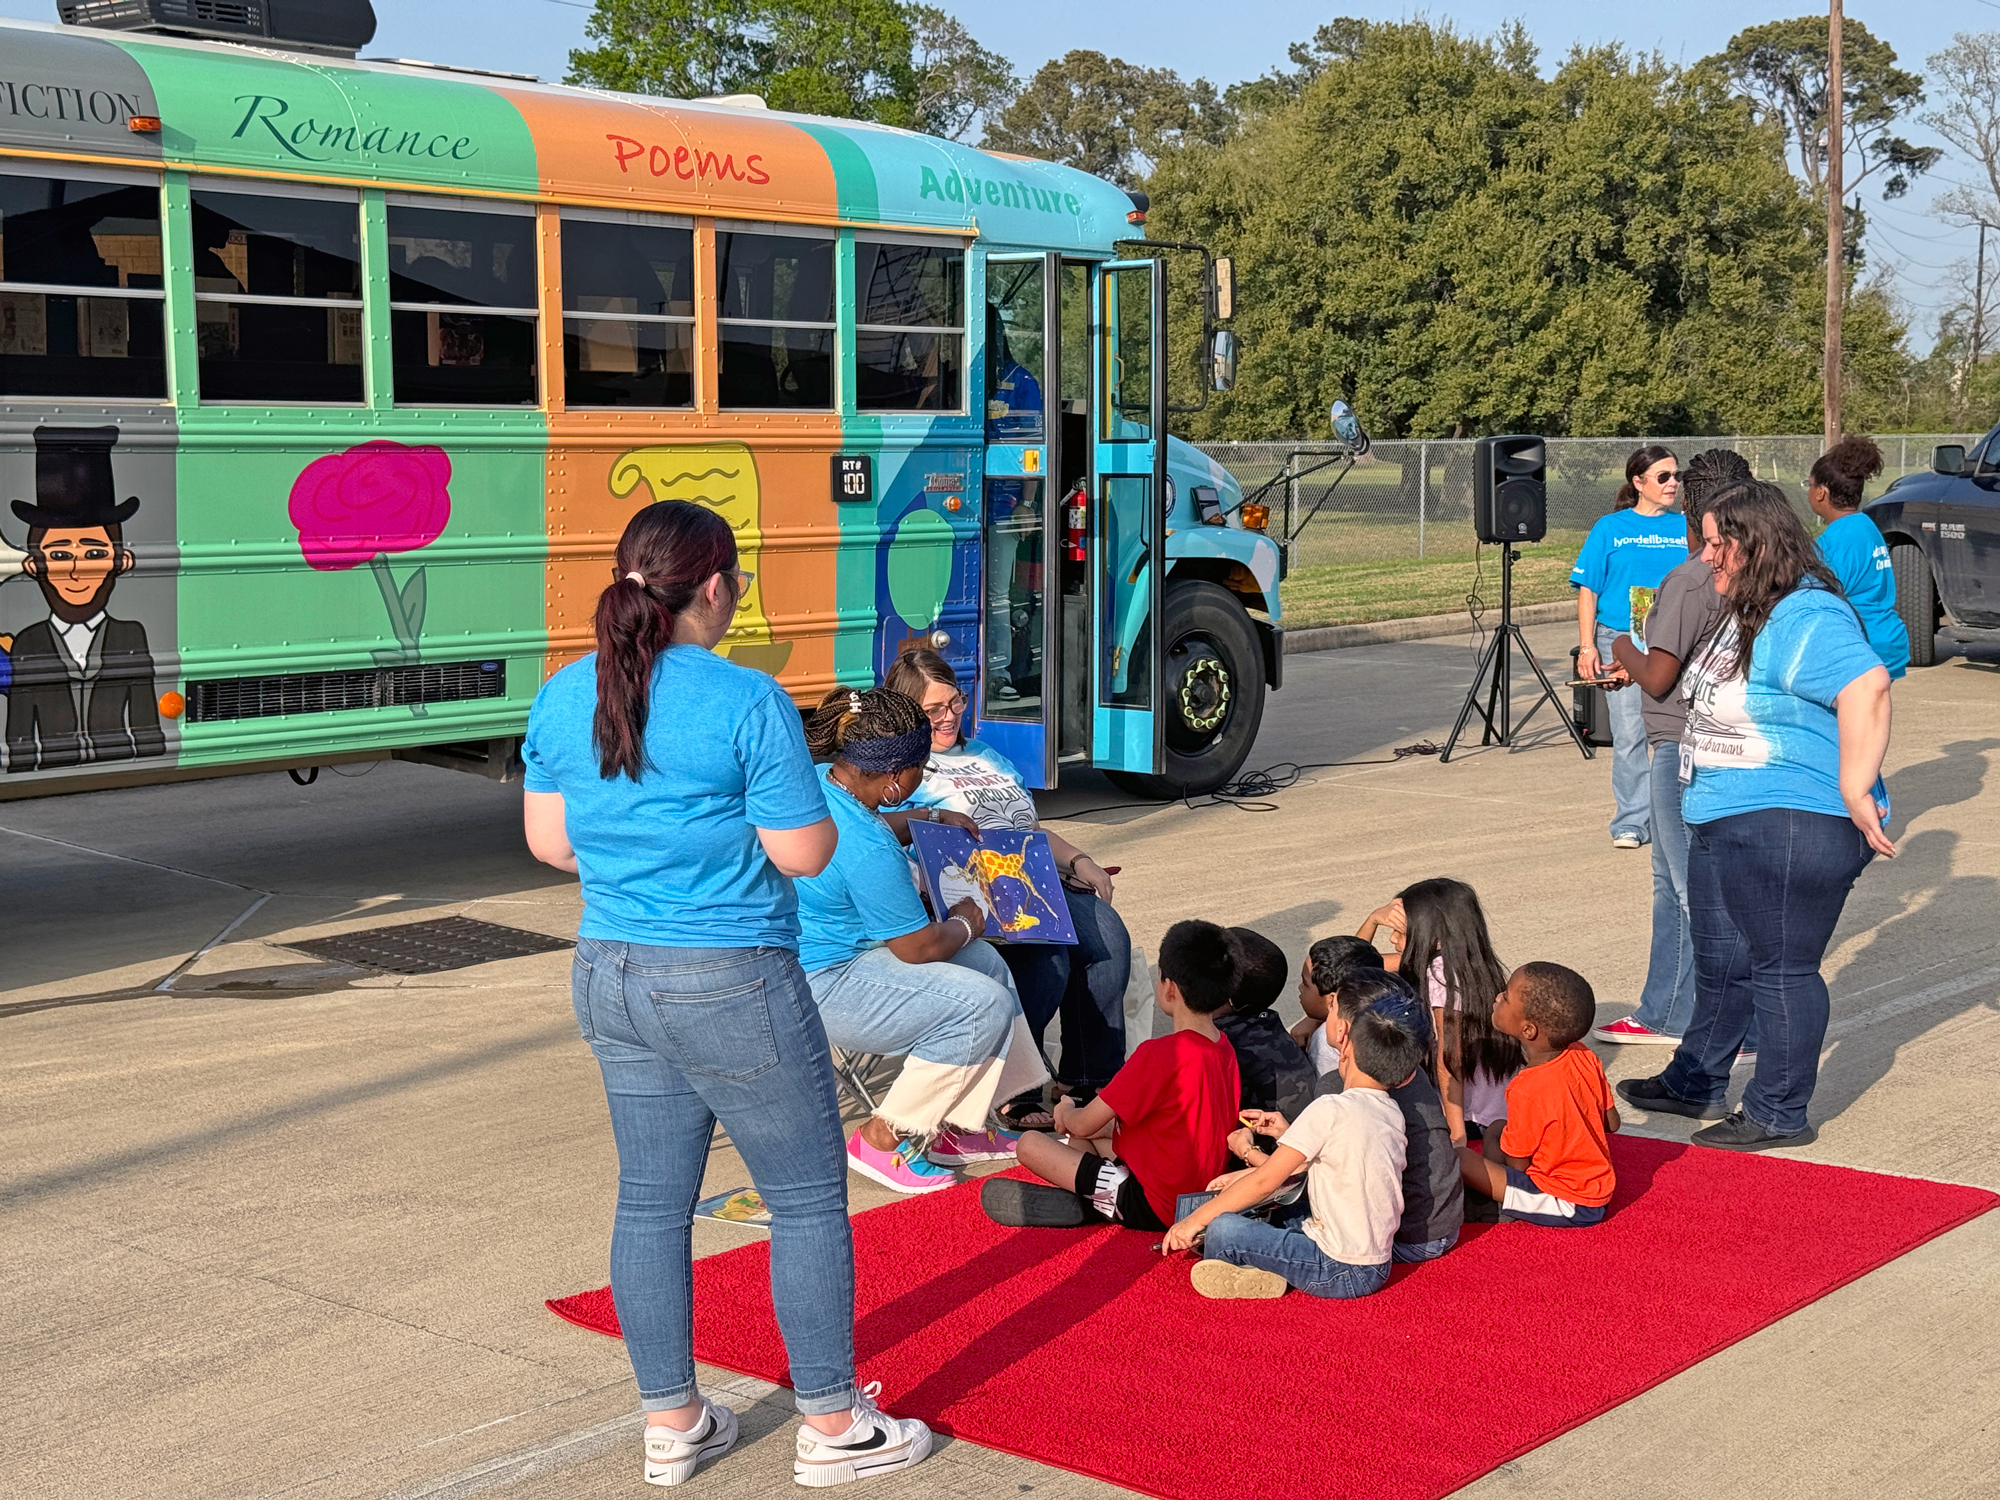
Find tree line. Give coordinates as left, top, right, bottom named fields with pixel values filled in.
left=569, top=4, right=2000, bottom=439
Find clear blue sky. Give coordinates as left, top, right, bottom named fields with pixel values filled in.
left=1, top=0, right=1990, bottom=352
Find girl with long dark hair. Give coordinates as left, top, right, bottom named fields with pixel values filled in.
left=1620, top=480, right=1895, bottom=1151
left=1357, top=877, right=1520, bottom=1145
left=793, top=685, right=1045, bottom=1193
left=1809, top=435, right=1910, bottom=678
left=521, top=501, right=934, bottom=1488
left=1573, top=445, right=1687, bottom=849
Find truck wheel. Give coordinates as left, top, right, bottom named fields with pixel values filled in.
left=1891, top=540, right=1938, bottom=668
left=1105, top=581, right=1266, bottom=799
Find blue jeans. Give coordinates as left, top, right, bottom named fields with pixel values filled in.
left=1391, top=1232, right=1457, bottom=1264
left=1660, top=810, right=1874, bottom=1135
left=1202, top=1197, right=1392, bottom=1299
left=571, top=939, right=856, bottom=1417
left=1597, top=624, right=1650, bottom=843
left=1633, top=745, right=1759, bottom=1047
left=999, top=887, right=1130, bottom=1089
left=807, top=940, right=1019, bottom=1066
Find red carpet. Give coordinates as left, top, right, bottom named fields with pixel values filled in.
left=548, top=1136, right=1994, bottom=1500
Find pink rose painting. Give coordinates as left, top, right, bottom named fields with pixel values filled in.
left=288, top=442, right=452, bottom=706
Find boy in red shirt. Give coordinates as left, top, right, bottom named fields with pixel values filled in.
left=983, top=920, right=1241, bottom=1231
left=1457, top=962, right=1621, bottom=1227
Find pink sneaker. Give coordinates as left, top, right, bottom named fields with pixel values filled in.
left=927, top=1127, right=1020, bottom=1166
left=1592, top=1017, right=1682, bottom=1045
left=846, top=1131, right=959, bottom=1194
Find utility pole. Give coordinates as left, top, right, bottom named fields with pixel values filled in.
left=1824, top=0, right=1844, bottom=447
left=1975, top=220, right=1989, bottom=369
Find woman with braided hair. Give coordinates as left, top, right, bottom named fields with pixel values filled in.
left=521, top=500, right=936, bottom=1488
left=796, top=684, right=1047, bottom=1194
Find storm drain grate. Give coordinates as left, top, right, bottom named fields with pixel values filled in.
left=285, top=916, right=573, bottom=975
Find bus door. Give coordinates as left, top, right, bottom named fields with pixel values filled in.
left=1088, top=258, right=1167, bottom=778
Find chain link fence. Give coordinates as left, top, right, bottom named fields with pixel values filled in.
left=1194, top=433, right=1982, bottom=630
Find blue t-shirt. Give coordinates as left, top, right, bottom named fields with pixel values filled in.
left=1817, top=512, right=1909, bottom=679
left=521, top=647, right=828, bottom=947
left=1570, top=508, right=1691, bottom=630
left=794, top=765, right=930, bottom=974
left=1680, top=587, right=1888, bottom=824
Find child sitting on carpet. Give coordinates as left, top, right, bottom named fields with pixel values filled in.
left=1457, top=963, right=1620, bottom=1228
left=1292, top=934, right=1385, bottom=1073
left=1162, top=1005, right=1422, bottom=1299
left=1219, top=927, right=1317, bottom=1122
left=1226, top=969, right=1464, bottom=1265
left=982, top=920, right=1240, bottom=1233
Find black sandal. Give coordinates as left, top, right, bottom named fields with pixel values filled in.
left=997, top=1091, right=1057, bottom=1132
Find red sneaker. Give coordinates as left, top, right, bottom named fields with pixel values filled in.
left=1592, top=1017, right=1682, bottom=1045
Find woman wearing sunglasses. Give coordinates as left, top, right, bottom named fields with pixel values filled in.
left=881, top=645, right=1134, bottom=1129
left=1572, top=445, right=1688, bottom=850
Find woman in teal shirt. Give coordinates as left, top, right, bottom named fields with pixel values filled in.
left=521, top=501, right=934, bottom=1489
left=1618, top=482, right=1894, bottom=1153
left=1572, top=445, right=1690, bottom=849
left=1808, top=436, right=1910, bottom=678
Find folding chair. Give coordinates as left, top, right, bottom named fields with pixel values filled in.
left=828, top=1047, right=893, bottom=1118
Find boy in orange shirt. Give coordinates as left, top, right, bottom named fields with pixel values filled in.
left=1457, top=962, right=1621, bottom=1227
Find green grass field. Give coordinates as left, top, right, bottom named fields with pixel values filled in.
left=1273, top=522, right=1588, bottom=630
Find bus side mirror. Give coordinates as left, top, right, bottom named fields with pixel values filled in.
left=1211, top=257, right=1235, bottom=321
left=1934, top=444, right=1965, bottom=476
left=1210, top=329, right=1238, bottom=392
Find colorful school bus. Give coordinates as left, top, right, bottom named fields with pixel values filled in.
left=0, top=11, right=1282, bottom=804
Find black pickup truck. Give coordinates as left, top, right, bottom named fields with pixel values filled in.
left=1865, top=425, right=2000, bottom=666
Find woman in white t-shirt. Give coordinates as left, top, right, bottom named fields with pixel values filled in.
left=883, top=647, right=1133, bottom=1124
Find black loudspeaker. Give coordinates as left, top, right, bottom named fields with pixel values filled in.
left=1474, top=435, right=1547, bottom=544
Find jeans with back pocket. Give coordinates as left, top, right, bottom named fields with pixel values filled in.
left=1659, top=809, right=1873, bottom=1135
left=570, top=938, right=856, bottom=1416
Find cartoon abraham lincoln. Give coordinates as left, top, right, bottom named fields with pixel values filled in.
left=3, top=426, right=164, bottom=773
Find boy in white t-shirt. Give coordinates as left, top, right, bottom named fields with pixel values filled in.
left=1162, top=1008, right=1422, bottom=1299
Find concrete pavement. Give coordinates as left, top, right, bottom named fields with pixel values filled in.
left=4, top=620, right=1998, bottom=1499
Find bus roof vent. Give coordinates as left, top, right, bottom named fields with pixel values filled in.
left=59, top=0, right=378, bottom=58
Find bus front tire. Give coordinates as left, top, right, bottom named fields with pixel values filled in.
left=1104, top=581, right=1265, bottom=801
left=1891, top=540, right=1938, bottom=668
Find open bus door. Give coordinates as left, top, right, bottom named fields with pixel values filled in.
left=1088, top=258, right=1166, bottom=780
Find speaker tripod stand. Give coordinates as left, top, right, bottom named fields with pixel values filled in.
left=1441, top=544, right=1595, bottom=763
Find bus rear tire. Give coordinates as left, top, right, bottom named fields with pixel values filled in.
left=1891, top=540, right=1938, bottom=668
left=1104, top=581, right=1265, bottom=800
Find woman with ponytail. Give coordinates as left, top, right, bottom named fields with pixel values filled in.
left=793, top=685, right=1046, bottom=1194
left=521, top=501, right=935, bottom=1489
left=1809, top=435, right=1910, bottom=678
left=1572, top=445, right=1687, bottom=849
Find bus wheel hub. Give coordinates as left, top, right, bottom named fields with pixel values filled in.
left=1176, top=649, right=1231, bottom=735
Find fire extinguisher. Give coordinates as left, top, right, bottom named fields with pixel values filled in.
left=1064, top=480, right=1088, bottom=563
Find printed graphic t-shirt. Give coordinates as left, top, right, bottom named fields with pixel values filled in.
left=1498, top=1044, right=1617, bottom=1207
left=793, top=765, right=931, bottom=975
left=1817, top=512, right=1910, bottom=680
left=1278, top=1088, right=1407, bottom=1266
left=1680, top=585, right=1888, bottom=825
left=1636, top=555, right=1725, bottom=747
left=898, top=737, right=1040, bottom=831
left=1098, top=1029, right=1241, bottom=1226
left=521, top=646, right=827, bottom=947
left=1570, top=507, right=1691, bottom=630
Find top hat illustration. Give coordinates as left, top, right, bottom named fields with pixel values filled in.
left=11, top=426, right=141, bottom=529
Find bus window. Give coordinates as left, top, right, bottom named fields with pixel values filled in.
left=387, top=198, right=538, bottom=406
left=191, top=185, right=362, bottom=404
left=559, top=211, right=695, bottom=409
left=0, top=170, right=167, bottom=400
left=854, top=240, right=963, bottom=412
left=984, top=257, right=1043, bottom=442
left=716, top=230, right=833, bottom=410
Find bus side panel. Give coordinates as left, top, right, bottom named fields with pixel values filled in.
left=543, top=434, right=843, bottom=698
left=2, top=29, right=165, bottom=164
left=0, top=406, right=182, bottom=784
left=848, top=422, right=982, bottom=690
left=170, top=413, right=549, bottom=768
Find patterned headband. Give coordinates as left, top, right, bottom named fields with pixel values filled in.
left=841, top=722, right=932, bottom=775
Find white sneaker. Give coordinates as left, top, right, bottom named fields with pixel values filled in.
left=1611, top=832, right=1643, bottom=850
left=793, top=1381, right=933, bottom=1488
left=644, top=1397, right=738, bottom=1486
